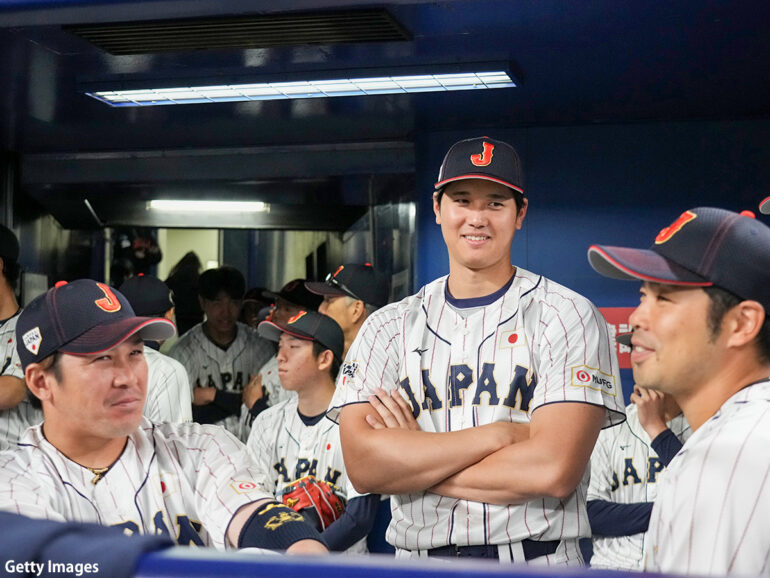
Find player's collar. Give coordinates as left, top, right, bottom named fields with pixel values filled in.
left=445, top=269, right=516, bottom=309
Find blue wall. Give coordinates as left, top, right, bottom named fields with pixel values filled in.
left=417, top=119, right=770, bottom=304
left=414, top=119, right=770, bottom=399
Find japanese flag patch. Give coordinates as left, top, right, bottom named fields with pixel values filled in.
left=22, top=327, right=42, bottom=356
left=499, top=329, right=527, bottom=350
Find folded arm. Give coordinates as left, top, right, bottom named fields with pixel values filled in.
left=338, top=390, right=528, bottom=495
left=430, top=402, right=605, bottom=505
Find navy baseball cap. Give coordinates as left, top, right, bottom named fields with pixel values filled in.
left=262, top=279, right=322, bottom=311
left=258, top=310, right=344, bottom=362
left=760, top=196, right=770, bottom=215
left=588, top=207, right=770, bottom=311
left=119, top=274, right=174, bottom=317
left=434, top=136, right=524, bottom=195
left=0, top=224, right=19, bottom=261
left=305, top=263, right=390, bottom=308
left=16, top=279, right=176, bottom=370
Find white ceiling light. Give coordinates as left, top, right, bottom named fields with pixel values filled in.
left=147, top=200, right=268, bottom=213
left=87, top=70, right=516, bottom=107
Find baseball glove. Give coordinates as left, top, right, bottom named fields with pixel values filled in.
left=278, top=475, right=345, bottom=531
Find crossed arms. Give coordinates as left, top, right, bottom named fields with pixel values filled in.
left=339, top=388, right=605, bottom=505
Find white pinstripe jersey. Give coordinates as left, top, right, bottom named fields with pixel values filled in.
left=246, top=397, right=366, bottom=553
left=168, top=322, right=273, bottom=436
left=0, top=310, right=43, bottom=451
left=329, top=270, right=625, bottom=552
left=644, top=379, right=770, bottom=575
left=144, top=346, right=192, bottom=424
left=0, top=417, right=272, bottom=549
left=588, top=403, right=690, bottom=570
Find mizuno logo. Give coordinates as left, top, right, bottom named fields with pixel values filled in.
left=412, top=347, right=428, bottom=356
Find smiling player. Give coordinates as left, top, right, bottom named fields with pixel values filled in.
left=330, top=136, right=624, bottom=563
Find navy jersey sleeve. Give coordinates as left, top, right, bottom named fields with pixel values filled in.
left=586, top=500, right=654, bottom=536
left=321, top=494, right=380, bottom=551
left=650, top=428, right=684, bottom=466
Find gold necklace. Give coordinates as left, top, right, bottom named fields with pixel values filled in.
left=87, top=466, right=110, bottom=485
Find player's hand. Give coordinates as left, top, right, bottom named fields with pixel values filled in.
left=365, top=388, right=420, bottom=431
left=243, top=374, right=265, bottom=408
left=285, top=539, right=329, bottom=555
left=631, top=385, right=668, bottom=439
left=193, top=386, right=217, bottom=406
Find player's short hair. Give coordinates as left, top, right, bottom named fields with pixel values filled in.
left=27, top=352, right=63, bottom=409
left=435, top=186, right=526, bottom=214
left=198, top=266, right=245, bottom=301
left=343, top=295, right=379, bottom=319
left=704, top=286, right=770, bottom=363
left=1, top=258, right=20, bottom=291
left=312, top=340, right=341, bottom=381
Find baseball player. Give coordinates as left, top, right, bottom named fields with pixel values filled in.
left=0, top=224, right=42, bottom=450
left=306, top=263, right=390, bottom=357
left=246, top=310, right=379, bottom=553
left=588, top=206, right=770, bottom=574
left=168, top=266, right=273, bottom=439
left=119, top=274, right=192, bottom=423
left=238, top=280, right=323, bottom=437
left=330, top=137, right=625, bottom=563
left=587, top=360, right=691, bottom=570
left=0, top=279, right=326, bottom=554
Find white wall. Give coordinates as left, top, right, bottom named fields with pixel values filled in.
left=157, top=229, right=221, bottom=280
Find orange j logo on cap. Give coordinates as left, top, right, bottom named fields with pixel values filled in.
left=95, top=283, right=122, bottom=313
left=655, top=211, right=697, bottom=245
left=470, top=141, right=495, bottom=167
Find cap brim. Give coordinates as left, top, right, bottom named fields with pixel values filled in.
left=616, top=332, right=633, bottom=347
left=760, top=196, right=770, bottom=215
left=304, top=281, right=345, bottom=297
left=587, top=245, right=713, bottom=286
left=434, top=174, right=524, bottom=194
left=61, top=317, right=176, bottom=355
left=261, top=290, right=279, bottom=302
left=257, top=320, right=312, bottom=343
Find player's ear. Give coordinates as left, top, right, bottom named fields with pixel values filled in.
left=723, top=300, right=765, bottom=349
left=25, top=363, right=55, bottom=405
left=349, top=299, right=365, bottom=324
left=515, top=197, right=529, bottom=230
left=164, top=306, right=175, bottom=322
left=433, top=192, right=442, bottom=224
left=315, top=348, right=334, bottom=372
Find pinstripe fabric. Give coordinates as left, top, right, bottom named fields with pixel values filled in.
left=246, top=397, right=366, bottom=553
left=329, top=270, right=624, bottom=554
left=143, top=346, right=192, bottom=424
left=0, top=417, right=272, bottom=549
left=0, top=310, right=43, bottom=450
left=588, top=403, right=691, bottom=570
left=644, top=380, right=770, bottom=575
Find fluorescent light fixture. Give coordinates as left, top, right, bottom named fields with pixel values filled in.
left=87, top=70, right=516, bottom=107
left=147, top=200, right=268, bottom=213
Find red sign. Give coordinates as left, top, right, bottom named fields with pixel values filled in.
left=599, top=307, right=635, bottom=369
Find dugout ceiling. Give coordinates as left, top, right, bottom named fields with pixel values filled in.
left=1, top=0, right=769, bottom=229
